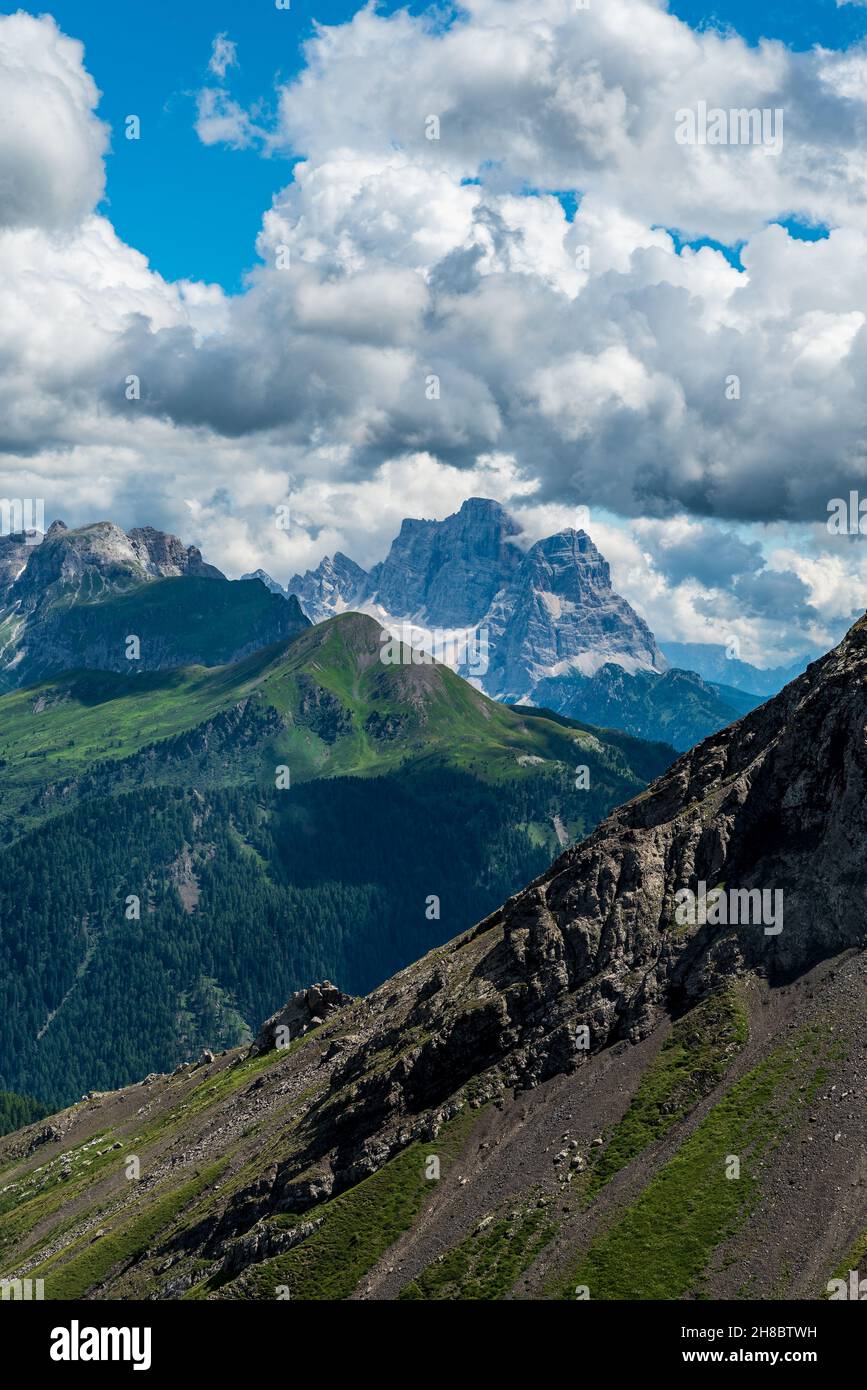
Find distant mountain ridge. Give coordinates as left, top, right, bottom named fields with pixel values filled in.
left=253, top=498, right=761, bottom=749
left=660, top=641, right=814, bottom=697
left=1, top=507, right=774, bottom=748
left=0, top=520, right=309, bottom=689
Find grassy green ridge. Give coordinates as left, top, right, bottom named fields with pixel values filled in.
left=212, top=1106, right=481, bottom=1301
left=583, top=989, right=749, bottom=1202
left=0, top=611, right=674, bottom=1109
left=547, top=1024, right=829, bottom=1300
left=0, top=612, right=673, bottom=841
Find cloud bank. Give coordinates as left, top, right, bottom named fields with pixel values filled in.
left=3, top=2, right=867, bottom=664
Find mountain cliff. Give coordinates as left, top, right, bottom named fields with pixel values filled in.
left=482, top=528, right=665, bottom=698
left=2, top=613, right=865, bottom=1301
left=284, top=553, right=369, bottom=625
left=365, top=496, right=523, bottom=627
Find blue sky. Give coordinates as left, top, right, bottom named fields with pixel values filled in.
left=673, top=0, right=867, bottom=49
left=1, top=0, right=433, bottom=290
left=7, top=0, right=865, bottom=292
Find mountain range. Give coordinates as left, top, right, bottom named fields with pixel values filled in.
left=660, top=641, right=813, bottom=696
left=249, top=498, right=768, bottom=749
left=0, top=520, right=309, bottom=691
left=2, top=607, right=864, bottom=1300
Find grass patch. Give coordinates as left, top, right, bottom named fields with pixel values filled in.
left=399, top=1201, right=555, bottom=1300
left=584, top=988, right=748, bottom=1202
left=31, top=1159, right=227, bottom=1300
left=218, top=1106, right=480, bottom=1300
left=827, top=1228, right=867, bottom=1295
left=547, top=1027, right=817, bottom=1300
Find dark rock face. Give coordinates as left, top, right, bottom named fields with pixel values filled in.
left=0, top=531, right=38, bottom=600
left=173, top=621, right=862, bottom=1245
left=296, top=677, right=355, bottom=742
left=366, top=497, right=523, bottom=627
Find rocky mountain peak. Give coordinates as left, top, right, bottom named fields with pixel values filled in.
left=9, top=519, right=223, bottom=608
left=480, top=524, right=666, bottom=698
left=366, top=496, right=523, bottom=626
left=127, top=525, right=224, bottom=580
left=0, top=517, right=308, bottom=687
left=286, top=551, right=369, bottom=624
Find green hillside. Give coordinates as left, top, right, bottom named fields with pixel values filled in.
left=0, top=612, right=670, bottom=838
left=0, top=613, right=674, bottom=1107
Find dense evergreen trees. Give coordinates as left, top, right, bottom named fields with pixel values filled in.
left=0, top=1089, right=47, bottom=1137
left=0, top=768, right=600, bottom=1107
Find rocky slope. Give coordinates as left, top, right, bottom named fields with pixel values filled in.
left=2, top=612, right=865, bottom=1300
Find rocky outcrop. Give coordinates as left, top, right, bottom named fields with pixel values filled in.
left=128, top=526, right=223, bottom=580
left=250, top=982, right=355, bottom=1055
